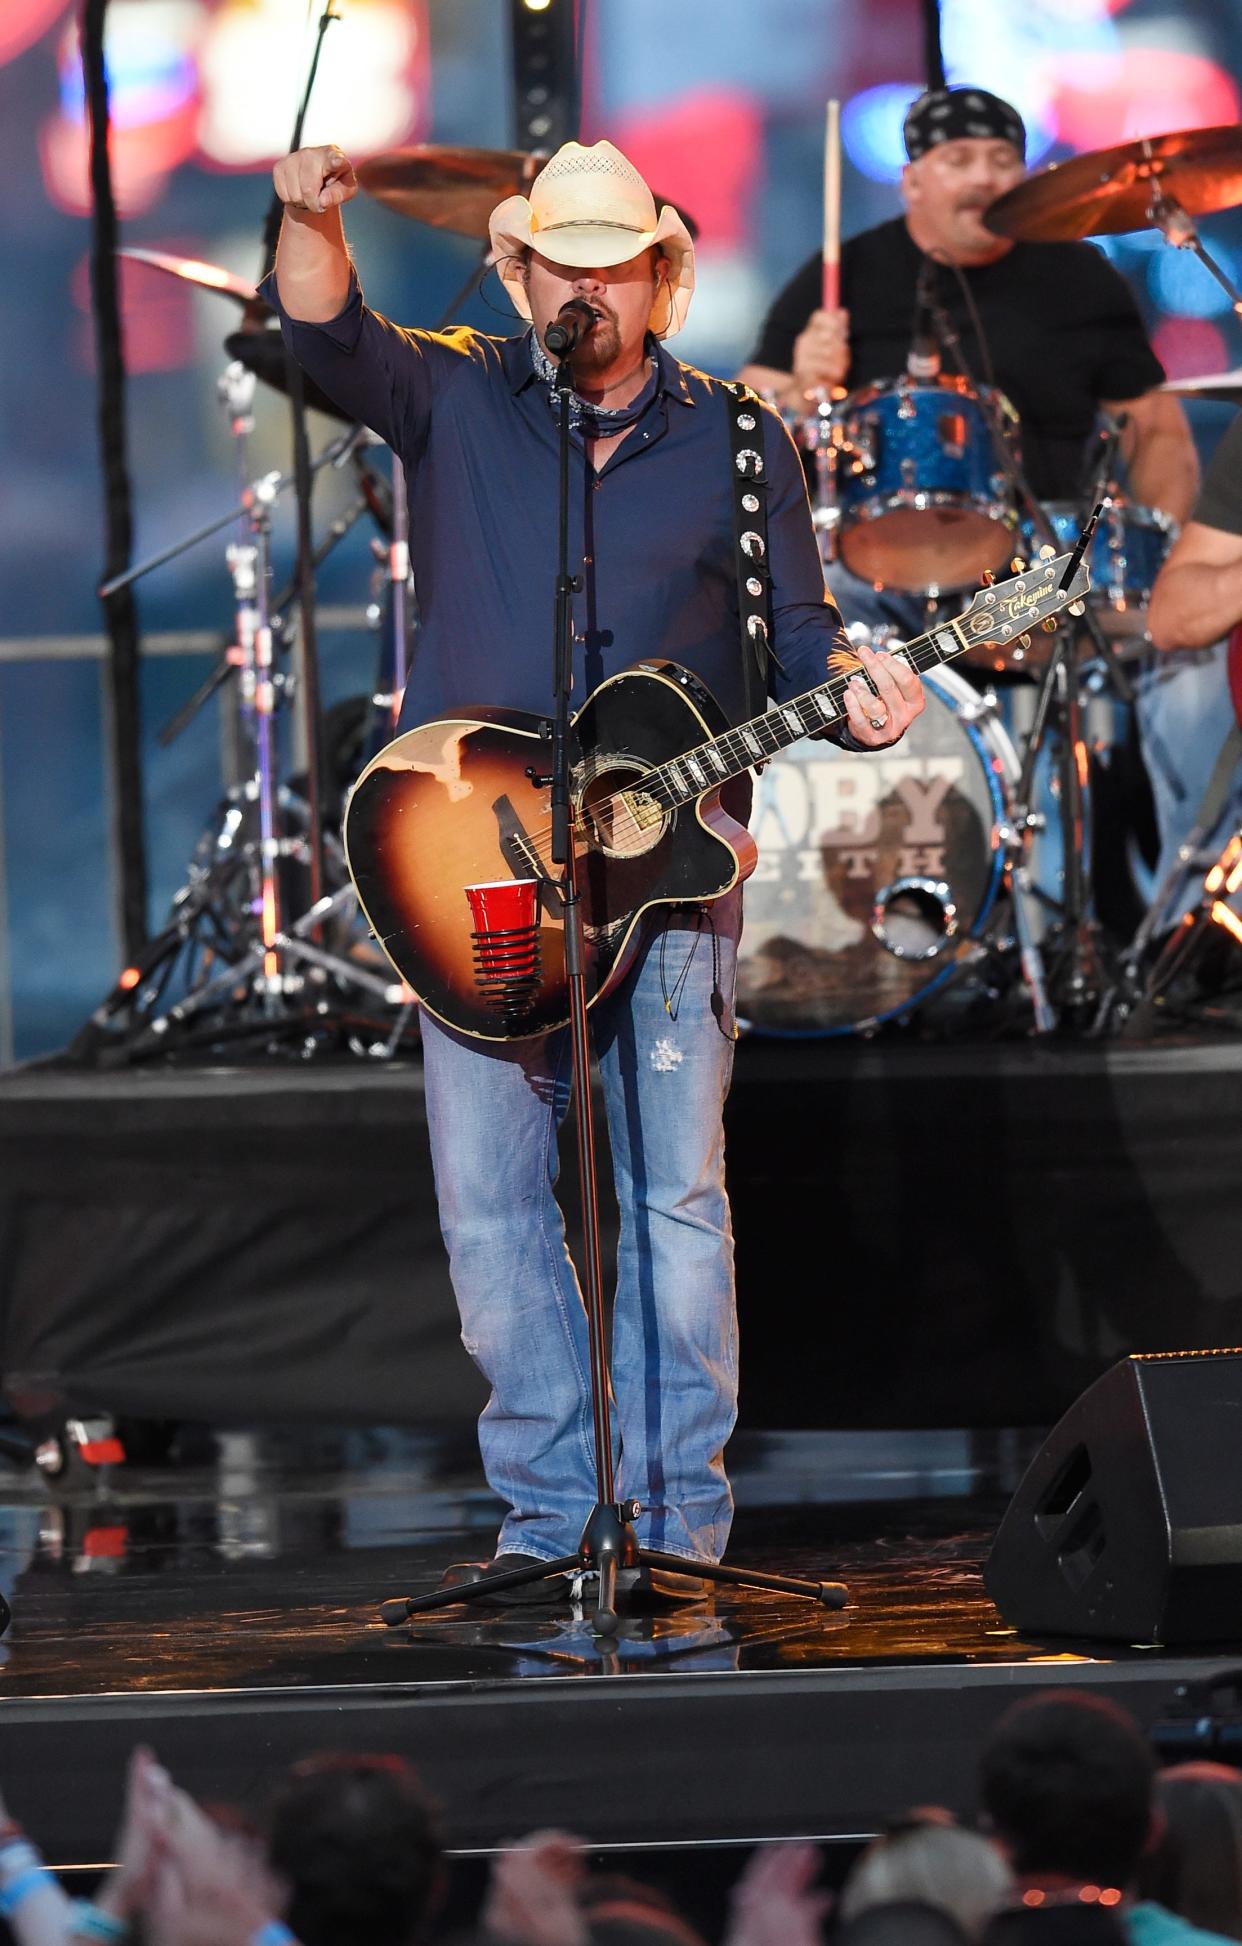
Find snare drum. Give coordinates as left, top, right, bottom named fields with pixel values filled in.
left=736, top=667, right=1017, bottom=1034
left=1023, top=498, right=1177, bottom=641
left=836, top=375, right=1020, bottom=595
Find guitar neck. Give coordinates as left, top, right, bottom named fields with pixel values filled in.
left=645, top=615, right=968, bottom=807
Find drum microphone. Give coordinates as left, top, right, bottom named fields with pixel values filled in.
left=545, top=298, right=597, bottom=356
left=907, top=258, right=941, bottom=382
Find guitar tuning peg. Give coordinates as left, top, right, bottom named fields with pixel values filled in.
left=1038, top=544, right=1057, bottom=561
left=1019, top=633, right=1032, bottom=650
left=1068, top=600, right=1086, bottom=617
left=1040, top=616, right=1059, bottom=633
left=1010, top=557, right=1027, bottom=574
left=980, top=569, right=996, bottom=586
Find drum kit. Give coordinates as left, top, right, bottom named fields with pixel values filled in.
left=737, top=119, right=1242, bottom=1038
left=87, top=122, right=1242, bottom=1058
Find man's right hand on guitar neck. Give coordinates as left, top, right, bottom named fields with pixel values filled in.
left=272, top=144, right=357, bottom=323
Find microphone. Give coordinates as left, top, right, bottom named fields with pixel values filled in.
left=544, top=297, right=597, bottom=357
left=907, top=257, right=940, bottom=383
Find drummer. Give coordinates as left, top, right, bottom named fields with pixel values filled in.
left=736, top=84, right=1199, bottom=642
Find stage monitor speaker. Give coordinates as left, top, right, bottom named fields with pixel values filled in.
left=985, top=1350, right=1242, bottom=1646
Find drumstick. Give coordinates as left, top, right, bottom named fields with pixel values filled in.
left=822, top=98, right=841, bottom=312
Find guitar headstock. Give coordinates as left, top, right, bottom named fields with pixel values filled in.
left=956, top=550, right=1092, bottom=651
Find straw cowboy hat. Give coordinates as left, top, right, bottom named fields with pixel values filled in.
left=489, top=139, right=696, bottom=338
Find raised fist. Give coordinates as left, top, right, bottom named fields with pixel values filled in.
left=272, top=144, right=358, bottom=215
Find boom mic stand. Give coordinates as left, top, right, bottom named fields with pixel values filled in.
left=381, top=322, right=848, bottom=1637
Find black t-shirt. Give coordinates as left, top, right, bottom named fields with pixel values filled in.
left=749, top=217, right=1165, bottom=500
left=1193, top=410, right=1242, bottom=535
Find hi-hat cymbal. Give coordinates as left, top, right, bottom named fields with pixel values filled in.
left=119, top=246, right=268, bottom=311
left=1161, top=368, right=1242, bottom=404
left=984, top=124, right=1242, bottom=242
left=357, top=145, right=541, bottom=238
left=224, top=326, right=353, bottom=423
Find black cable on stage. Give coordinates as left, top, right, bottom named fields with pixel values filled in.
left=82, top=0, right=149, bottom=961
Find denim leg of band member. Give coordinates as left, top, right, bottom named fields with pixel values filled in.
left=1131, top=639, right=1242, bottom=926
left=419, top=892, right=742, bottom=1566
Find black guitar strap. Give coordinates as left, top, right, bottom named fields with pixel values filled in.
left=725, top=381, right=773, bottom=723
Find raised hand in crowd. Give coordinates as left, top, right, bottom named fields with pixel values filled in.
left=722, top=1841, right=830, bottom=1946
left=146, top=1791, right=288, bottom=1946
left=481, top=1829, right=589, bottom=1946
left=0, top=1748, right=176, bottom=1946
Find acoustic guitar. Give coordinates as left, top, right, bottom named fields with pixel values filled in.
left=344, top=550, right=1091, bottom=1041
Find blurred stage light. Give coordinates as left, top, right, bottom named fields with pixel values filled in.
left=197, top=0, right=427, bottom=169
left=1151, top=315, right=1228, bottom=379
left=1148, top=241, right=1239, bottom=320
left=0, top=0, right=72, bottom=69
left=1051, top=46, right=1240, bottom=152
left=40, top=4, right=202, bottom=217
left=841, top=85, right=921, bottom=184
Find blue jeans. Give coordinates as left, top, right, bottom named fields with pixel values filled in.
left=420, top=893, right=741, bottom=1566
left=1130, top=642, right=1242, bottom=925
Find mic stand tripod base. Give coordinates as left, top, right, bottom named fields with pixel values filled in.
left=381, top=1500, right=848, bottom=1639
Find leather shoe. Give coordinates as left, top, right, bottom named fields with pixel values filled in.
left=437, top=1553, right=569, bottom=1607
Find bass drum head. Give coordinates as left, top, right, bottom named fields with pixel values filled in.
left=736, top=667, right=1016, bottom=1035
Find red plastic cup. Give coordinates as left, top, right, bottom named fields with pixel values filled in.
left=465, top=878, right=539, bottom=935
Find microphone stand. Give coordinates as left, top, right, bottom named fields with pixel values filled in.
left=381, top=318, right=848, bottom=1637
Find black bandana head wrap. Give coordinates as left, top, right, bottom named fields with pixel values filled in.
left=902, top=87, right=1026, bottom=163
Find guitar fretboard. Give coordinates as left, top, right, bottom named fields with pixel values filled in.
left=640, top=617, right=967, bottom=810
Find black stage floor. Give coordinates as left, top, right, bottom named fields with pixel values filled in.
left=3, top=1427, right=1240, bottom=1882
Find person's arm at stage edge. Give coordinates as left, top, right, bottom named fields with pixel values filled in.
left=1104, top=388, right=1199, bottom=526
left=272, top=145, right=357, bottom=322
left=1147, top=520, right=1242, bottom=652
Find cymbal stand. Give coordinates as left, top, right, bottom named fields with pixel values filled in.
left=380, top=340, right=849, bottom=1637
left=1146, top=181, right=1242, bottom=319
left=805, top=389, right=842, bottom=568
left=78, top=411, right=418, bottom=1061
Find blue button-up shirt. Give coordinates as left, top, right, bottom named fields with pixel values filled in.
left=263, top=274, right=845, bottom=737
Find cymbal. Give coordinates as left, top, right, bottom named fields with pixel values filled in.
left=119, top=246, right=268, bottom=311
left=1161, top=368, right=1242, bottom=404
left=357, top=145, right=541, bottom=238
left=224, top=326, right=353, bottom=424
left=357, top=144, right=699, bottom=242
left=984, top=124, right=1242, bottom=242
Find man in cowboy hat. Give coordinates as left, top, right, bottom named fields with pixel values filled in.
left=266, top=136, right=924, bottom=1602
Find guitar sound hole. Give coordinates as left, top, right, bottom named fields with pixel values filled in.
left=579, top=762, right=668, bottom=860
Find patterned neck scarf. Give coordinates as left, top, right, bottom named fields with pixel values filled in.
left=529, top=328, right=660, bottom=439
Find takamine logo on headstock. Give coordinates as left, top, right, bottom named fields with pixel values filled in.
left=960, top=549, right=1092, bottom=646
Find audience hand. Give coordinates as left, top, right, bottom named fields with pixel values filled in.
left=724, top=1842, right=829, bottom=1946
left=147, top=1797, right=285, bottom=1946
left=98, top=1747, right=175, bottom=1923
left=482, top=1830, right=588, bottom=1946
